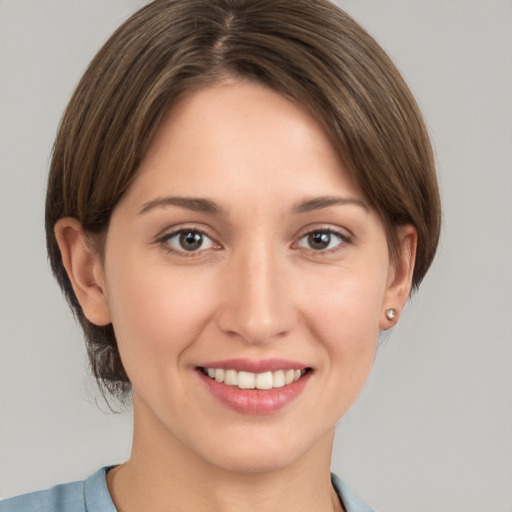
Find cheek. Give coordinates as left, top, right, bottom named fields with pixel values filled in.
left=304, top=274, right=385, bottom=417
left=302, top=260, right=388, bottom=365
left=103, top=255, right=218, bottom=378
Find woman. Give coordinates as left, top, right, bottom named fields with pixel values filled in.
left=0, top=0, right=440, bottom=511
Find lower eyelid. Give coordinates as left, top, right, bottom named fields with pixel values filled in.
left=156, top=226, right=350, bottom=255
left=296, top=229, right=349, bottom=249
left=159, top=229, right=217, bottom=253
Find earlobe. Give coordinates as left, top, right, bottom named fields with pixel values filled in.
left=380, top=225, right=417, bottom=330
left=54, top=218, right=111, bottom=326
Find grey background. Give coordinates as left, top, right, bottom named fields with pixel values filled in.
left=1, top=1, right=511, bottom=511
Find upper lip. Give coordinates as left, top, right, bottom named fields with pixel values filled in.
left=197, top=358, right=310, bottom=373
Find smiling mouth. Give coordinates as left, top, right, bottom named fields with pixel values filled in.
left=199, top=367, right=312, bottom=390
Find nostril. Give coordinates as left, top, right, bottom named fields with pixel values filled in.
left=215, top=307, right=297, bottom=346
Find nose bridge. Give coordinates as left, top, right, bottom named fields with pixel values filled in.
left=217, top=237, right=295, bottom=344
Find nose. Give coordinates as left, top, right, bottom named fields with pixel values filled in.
left=216, top=244, right=296, bottom=345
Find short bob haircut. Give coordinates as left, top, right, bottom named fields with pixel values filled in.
left=46, top=0, right=441, bottom=400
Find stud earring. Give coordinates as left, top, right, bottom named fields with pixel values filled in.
left=385, top=308, right=397, bottom=321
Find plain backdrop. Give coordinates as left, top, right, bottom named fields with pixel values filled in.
left=1, top=1, right=511, bottom=511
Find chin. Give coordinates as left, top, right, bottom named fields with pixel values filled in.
left=206, top=445, right=303, bottom=475
left=193, top=425, right=333, bottom=475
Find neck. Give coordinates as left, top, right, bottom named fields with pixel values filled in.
left=107, top=395, right=342, bottom=512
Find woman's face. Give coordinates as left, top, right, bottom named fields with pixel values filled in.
left=95, top=81, right=401, bottom=472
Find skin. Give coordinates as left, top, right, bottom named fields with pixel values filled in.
left=56, top=80, right=416, bottom=512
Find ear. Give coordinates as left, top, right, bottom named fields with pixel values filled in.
left=54, top=218, right=111, bottom=326
left=379, top=225, right=417, bottom=330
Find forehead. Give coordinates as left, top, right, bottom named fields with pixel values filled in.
left=119, top=80, right=362, bottom=213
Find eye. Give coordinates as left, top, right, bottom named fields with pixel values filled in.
left=296, top=229, right=346, bottom=252
left=162, top=229, right=215, bottom=253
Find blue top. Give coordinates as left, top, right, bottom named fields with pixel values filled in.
left=0, top=467, right=374, bottom=512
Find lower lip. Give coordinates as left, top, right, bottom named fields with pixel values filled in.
left=198, top=371, right=311, bottom=415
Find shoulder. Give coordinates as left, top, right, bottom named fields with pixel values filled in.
left=0, top=467, right=115, bottom=512
left=331, top=473, right=375, bottom=512
left=0, top=481, right=85, bottom=512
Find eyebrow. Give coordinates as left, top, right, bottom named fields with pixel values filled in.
left=138, top=196, right=226, bottom=216
left=138, top=194, right=368, bottom=217
left=293, top=196, right=369, bottom=214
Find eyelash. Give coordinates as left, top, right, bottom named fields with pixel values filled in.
left=157, top=227, right=351, bottom=256
left=294, top=228, right=351, bottom=254
left=158, top=228, right=219, bottom=256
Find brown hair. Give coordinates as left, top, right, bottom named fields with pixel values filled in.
left=46, top=0, right=441, bottom=399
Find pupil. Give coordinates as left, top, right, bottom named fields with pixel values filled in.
left=308, top=232, right=330, bottom=249
left=180, top=231, right=202, bottom=251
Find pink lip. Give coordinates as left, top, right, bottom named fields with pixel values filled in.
left=197, top=358, right=309, bottom=373
left=196, top=359, right=312, bottom=415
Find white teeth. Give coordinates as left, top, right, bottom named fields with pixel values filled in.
left=256, top=371, right=273, bottom=390
left=224, top=369, right=238, bottom=386
left=205, top=367, right=306, bottom=390
left=285, top=369, right=295, bottom=385
left=237, top=371, right=256, bottom=389
left=273, top=370, right=285, bottom=388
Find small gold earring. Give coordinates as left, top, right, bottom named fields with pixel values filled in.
left=385, top=308, right=397, bottom=321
